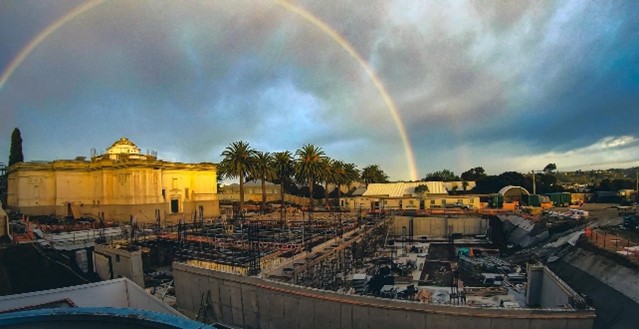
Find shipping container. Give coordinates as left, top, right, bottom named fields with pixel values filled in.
left=545, top=192, right=571, bottom=207
left=489, top=194, right=503, bottom=209
left=523, top=194, right=541, bottom=207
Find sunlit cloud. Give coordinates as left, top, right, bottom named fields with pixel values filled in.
left=490, top=136, right=639, bottom=173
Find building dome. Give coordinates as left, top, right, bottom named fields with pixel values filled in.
left=107, top=137, right=141, bottom=155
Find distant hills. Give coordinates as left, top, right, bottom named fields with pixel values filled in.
left=556, top=167, right=638, bottom=188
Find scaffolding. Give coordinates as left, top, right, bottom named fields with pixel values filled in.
left=248, top=221, right=261, bottom=276
left=293, top=217, right=392, bottom=290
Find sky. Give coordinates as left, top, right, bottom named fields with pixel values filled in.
left=1, top=0, right=638, bottom=181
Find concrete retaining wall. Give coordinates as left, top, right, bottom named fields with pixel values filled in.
left=173, top=263, right=594, bottom=329
left=393, top=216, right=488, bottom=237
left=560, top=248, right=639, bottom=304
left=526, top=265, right=578, bottom=308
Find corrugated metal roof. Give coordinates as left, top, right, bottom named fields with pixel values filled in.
left=498, top=185, right=529, bottom=196
left=350, top=186, right=367, bottom=197
left=362, top=182, right=447, bottom=197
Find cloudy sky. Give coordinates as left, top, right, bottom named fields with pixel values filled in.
left=1, top=0, right=638, bottom=181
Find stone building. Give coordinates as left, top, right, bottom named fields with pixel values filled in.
left=6, top=137, right=219, bottom=223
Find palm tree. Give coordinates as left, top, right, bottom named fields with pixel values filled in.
left=295, top=144, right=326, bottom=219
left=252, top=151, right=274, bottom=214
left=272, top=151, right=294, bottom=221
left=338, top=162, right=359, bottom=209
left=320, top=157, right=336, bottom=215
left=219, top=141, right=256, bottom=218
left=343, top=163, right=360, bottom=189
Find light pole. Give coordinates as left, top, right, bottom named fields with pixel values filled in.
left=531, top=169, right=547, bottom=195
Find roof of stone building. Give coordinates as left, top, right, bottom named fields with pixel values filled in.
left=350, top=186, right=367, bottom=197
left=107, top=137, right=141, bottom=154
left=110, top=137, right=137, bottom=148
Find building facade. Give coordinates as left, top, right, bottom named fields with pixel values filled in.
left=219, top=181, right=281, bottom=203
left=422, top=195, right=480, bottom=210
left=7, top=138, right=219, bottom=223
left=345, top=182, right=447, bottom=212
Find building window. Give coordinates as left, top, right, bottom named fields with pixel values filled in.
left=171, top=199, right=179, bottom=213
left=115, top=255, right=120, bottom=262
left=185, top=188, right=189, bottom=199
left=430, top=200, right=435, bottom=205
left=162, top=188, right=166, bottom=200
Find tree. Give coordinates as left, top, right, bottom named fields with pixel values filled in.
left=343, top=163, right=360, bottom=189
left=320, top=157, right=336, bottom=214
left=414, top=184, right=429, bottom=195
left=543, top=163, right=557, bottom=174
left=299, top=184, right=325, bottom=198
left=218, top=141, right=256, bottom=218
left=251, top=151, right=274, bottom=214
left=327, top=160, right=347, bottom=210
left=337, top=162, right=359, bottom=210
left=422, top=169, right=460, bottom=181
left=295, top=144, right=326, bottom=218
left=475, top=171, right=530, bottom=194
left=361, top=165, right=389, bottom=185
left=272, top=151, right=294, bottom=221
left=461, top=167, right=486, bottom=181
left=462, top=180, right=469, bottom=191
left=498, top=171, right=529, bottom=191
left=474, top=175, right=501, bottom=194
left=594, top=178, right=633, bottom=191
left=9, top=128, right=24, bottom=166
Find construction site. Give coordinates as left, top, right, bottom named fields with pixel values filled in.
left=5, top=198, right=639, bottom=328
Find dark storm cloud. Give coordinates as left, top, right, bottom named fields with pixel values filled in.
left=350, top=0, right=639, bottom=174
left=1, top=0, right=638, bottom=179
left=461, top=1, right=639, bottom=155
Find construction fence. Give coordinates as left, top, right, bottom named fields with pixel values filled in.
left=585, top=228, right=639, bottom=263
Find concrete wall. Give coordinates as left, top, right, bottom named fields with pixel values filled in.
left=526, top=265, right=578, bottom=308
left=560, top=248, right=639, bottom=304
left=392, top=216, right=488, bottom=237
left=94, top=245, right=144, bottom=288
left=173, top=263, right=594, bottom=329
left=0, top=278, right=181, bottom=316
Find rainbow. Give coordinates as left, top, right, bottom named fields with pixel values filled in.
left=0, top=0, right=419, bottom=180
left=275, top=1, right=418, bottom=181
left=0, top=0, right=106, bottom=92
